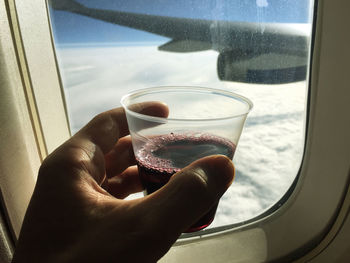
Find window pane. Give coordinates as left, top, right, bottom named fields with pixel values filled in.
left=48, top=0, right=313, bottom=229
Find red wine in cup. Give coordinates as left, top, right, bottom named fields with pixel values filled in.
left=136, top=133, right=236, bottom=232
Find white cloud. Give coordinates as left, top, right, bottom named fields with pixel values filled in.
left=256, top=0, right=269, bottom=8
left=56, top=45, right=307, bottom=229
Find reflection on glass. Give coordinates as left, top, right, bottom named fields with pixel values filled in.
left=48, top=0, right=313, bottom=229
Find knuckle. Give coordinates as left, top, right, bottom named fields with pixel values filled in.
left=39, top=144, right=93, bottom=180
left=180, top=167, right=209, bottom=192
left=92, top=112, right=116, bottom=133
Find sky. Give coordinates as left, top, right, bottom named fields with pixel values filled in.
left=49, top=0, right=312, bottom=44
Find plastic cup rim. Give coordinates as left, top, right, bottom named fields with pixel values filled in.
left=120, top=86, right=253, bottom=123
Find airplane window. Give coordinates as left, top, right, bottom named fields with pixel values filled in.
left=48, top=0, right=313, bottom=230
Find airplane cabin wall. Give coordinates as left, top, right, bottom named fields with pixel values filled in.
left=0, top=0, right=40, bottom=238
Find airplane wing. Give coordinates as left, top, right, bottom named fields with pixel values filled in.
left=49, top=0, right=311, bottom=84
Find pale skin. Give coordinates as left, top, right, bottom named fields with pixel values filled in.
left=12, top=102, right=234, bottom=263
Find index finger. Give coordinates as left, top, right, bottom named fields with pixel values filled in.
left=76, top=101, right=169, bottom=154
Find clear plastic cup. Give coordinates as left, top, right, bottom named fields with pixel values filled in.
left=121, top=86, right=253, bottom=232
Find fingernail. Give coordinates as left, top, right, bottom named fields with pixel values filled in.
left=193, top=155, right=235, bottom=195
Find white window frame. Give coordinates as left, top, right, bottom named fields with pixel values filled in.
left=1, top=0, right=349, bottom=261
left=0, top=0, right=69, bottom=238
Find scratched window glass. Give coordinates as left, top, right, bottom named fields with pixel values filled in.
left=48, top=0, right=314, bottom=230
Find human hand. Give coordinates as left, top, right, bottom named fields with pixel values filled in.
left=12, top=102, right=234, bottom=263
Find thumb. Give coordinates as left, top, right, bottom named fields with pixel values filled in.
left=142, top=155, right=235, bottom=236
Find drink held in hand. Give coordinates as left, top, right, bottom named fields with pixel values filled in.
left=121, top=86, right=252, bottom=232
left=136, top=132, right=235, bottom=193
left=135, top=132, right=236, bottom=232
